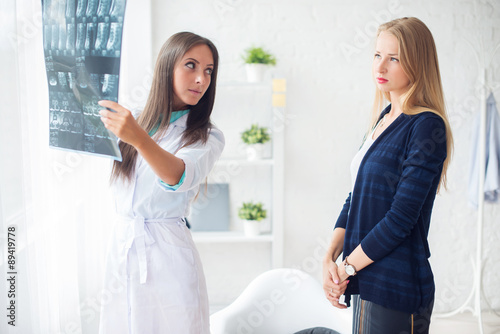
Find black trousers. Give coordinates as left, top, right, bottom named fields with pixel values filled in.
left=352, top=295, right=433, bottom=334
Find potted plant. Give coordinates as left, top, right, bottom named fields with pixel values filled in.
left=241, top=124, right=271, bottom=160
left=238, top=201, right=267, bottom=236
left=241, top=46, right=277, bottom=82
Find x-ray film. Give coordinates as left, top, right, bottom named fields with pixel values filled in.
left=42, top=0, right=126, bottom=161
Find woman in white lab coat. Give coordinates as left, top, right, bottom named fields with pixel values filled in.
left=97, top=32, right=224, bottom=334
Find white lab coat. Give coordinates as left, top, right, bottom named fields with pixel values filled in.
left=99, top=114, right=225, bottom=334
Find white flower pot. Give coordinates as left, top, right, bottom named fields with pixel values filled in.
left=246, top=143, right=265, bottom=161
left=245, top=63, right=267, bottom=83
left=243, top=220, right=261, bottom=237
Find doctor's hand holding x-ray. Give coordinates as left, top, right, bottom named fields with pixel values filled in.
left=98, top=99, right=185, bottom=186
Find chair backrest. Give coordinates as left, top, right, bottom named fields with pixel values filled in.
left=210, top=268, right=352, bottom=334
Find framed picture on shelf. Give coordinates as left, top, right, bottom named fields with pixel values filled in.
left=188, top=183, right=230, bottom=232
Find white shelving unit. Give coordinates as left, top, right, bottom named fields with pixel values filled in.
left=191, top=79, right=286, bottom=268
left=192, top=231, right=274, bottom=243
left=215, top=159, right=275, bottom=167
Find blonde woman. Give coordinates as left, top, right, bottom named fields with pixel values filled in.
left=97, top=32, right=224, bottom=333
left=322, top=17, right=453, bottom=334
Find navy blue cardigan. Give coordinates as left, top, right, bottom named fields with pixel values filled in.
left=335, top=105, right=447, bottom=314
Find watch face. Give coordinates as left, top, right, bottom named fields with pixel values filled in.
left=345, top=265, right=355, bottom=276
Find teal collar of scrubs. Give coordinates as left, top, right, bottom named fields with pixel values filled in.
left=170, top=109, right=190, bottom=123
left=148, top=109, right=189, bottom=136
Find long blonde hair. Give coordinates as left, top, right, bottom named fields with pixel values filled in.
left=370, top=17, right=453, bottom=191
left=111, top=32, right=219, bottom=183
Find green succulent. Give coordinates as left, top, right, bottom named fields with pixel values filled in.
left=238, top=202, right=267, bottom=221
left=242, top=47, right=277, bottom=65
left=241, top=124, right=271, bottom=145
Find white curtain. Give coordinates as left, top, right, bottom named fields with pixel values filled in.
left=0, top=0, right=151, bottom=333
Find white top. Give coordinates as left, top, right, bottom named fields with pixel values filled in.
left=112, top=113, right=225, bottom=219
left=350, top=123, right=380, bottom=192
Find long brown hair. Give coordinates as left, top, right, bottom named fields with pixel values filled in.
left=370, top=17, right=453, bottom=191
left=111, top=32, right=219, bottom=183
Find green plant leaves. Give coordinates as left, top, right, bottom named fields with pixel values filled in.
left=238, top=201, right=267, bottom=221
left=241, top=124, right=271, bottom=144
left=241, top=47, right=277, bottom=65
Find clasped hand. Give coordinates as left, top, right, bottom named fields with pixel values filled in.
left=98, top=100, right=147, bottom=148
left=322, top=259, right=350, bottom=309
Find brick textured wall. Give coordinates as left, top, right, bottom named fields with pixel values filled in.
left=147, top=0, right=500, bottom=313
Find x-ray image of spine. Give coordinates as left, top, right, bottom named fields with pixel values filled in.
left=42, top=0, right=126, bottom=161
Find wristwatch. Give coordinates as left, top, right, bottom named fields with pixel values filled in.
left=343, top=256, right=357, bottom=276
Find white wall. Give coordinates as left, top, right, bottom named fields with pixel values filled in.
left=126, top=0, right=500, bottom=313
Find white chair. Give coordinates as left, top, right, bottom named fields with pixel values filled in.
left=210, top=268, right=352, bottom=334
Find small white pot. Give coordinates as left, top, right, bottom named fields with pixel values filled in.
left=243, top=220, right=261, bottom=237
left=245, top=63, right=267, bottom=83
left=246, top=143, right=265, bottom=161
